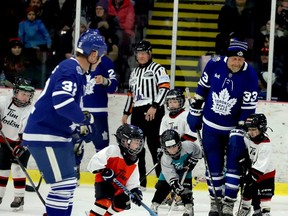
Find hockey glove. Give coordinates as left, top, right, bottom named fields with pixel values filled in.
left=101, top=168, right=115, bottom=182
left=242, top=173, right=257, bottom=187
left=130, top=188, right=143, bottom=206
left=169, top=178, right=184, bottom=195
left=74, top=125, right=95, bottom=143
left=12, top=145, right=26, bottom=158
left=187, top=98, right=204, bottom=133
left=183, top=154, right=198, bottom=171
left=156, top=148, right=163, bottom=161
left=82, top=111, right=94, bottom=125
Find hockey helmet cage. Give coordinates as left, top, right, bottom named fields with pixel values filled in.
left=13, top=77, right=35, bottom=107
left=165, top=89, right=185, bottom=115
left=160, top=129, right=182, bottom=159
left=115, top=124, right=144, bottom=156
left=245, top=113, right=267, bottom=133
left=76, top=28, right=107, bottom=57
left=134, top=40, right=152, bottom=53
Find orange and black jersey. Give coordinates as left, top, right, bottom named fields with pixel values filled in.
left=87, top=145, right=140, bottom=192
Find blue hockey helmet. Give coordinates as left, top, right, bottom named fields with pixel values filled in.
left=76, top=28, right=107, bottom=57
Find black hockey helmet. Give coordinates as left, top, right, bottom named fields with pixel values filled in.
left=134, top=40, right=152, bottom=53
left=165, top=89, right=185, bottom=115
left=245, top=113, right=267, bottom=133
left=160, top=129, right=182, bottom=159
left=115, top=124, right=144, bottom=156
left=13, top=77, right=35, bottom=107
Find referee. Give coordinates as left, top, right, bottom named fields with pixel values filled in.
left=121, top=40, right=170, bottom=189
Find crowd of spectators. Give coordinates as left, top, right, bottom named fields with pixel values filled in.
left=0, top=0, right=153, bottom=91
left=1, top=0, right=288, bottom=101
left=216, top=0, right=288, bottom=101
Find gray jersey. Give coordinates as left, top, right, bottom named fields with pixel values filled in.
left=160, top=140, right=202, bottom=182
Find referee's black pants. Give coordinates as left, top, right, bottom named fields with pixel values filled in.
left=131, top=105, right=165, bottom=188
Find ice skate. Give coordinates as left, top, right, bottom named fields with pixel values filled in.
left=10, top=197, right=24, bottom=211
left=251, top=209, right=262, bottom=216
left=151, top=202, right=160, bottom=214
left=222, top=198, right=234, bottom=216
left=236, top=207, right=251, bottom=216
left=182, top=203, right=194, bottom=216
left=262, top=209, right=271, bottom=216
left=208, top=198, right=222, bottom=216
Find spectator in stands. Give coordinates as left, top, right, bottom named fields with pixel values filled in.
left=257, top=37, right=288, bottom=101
left=276, top=0, right=288, bottom=31
left=63, top=16, right=89, bottom=59
left=257, top=47, right=278, bottom=100
left=260, top=19, right=288, bottom=38
left=98, top=26, right=119, bottom=62
left=89, top=0, right=119, bottom=62
left=0, top=0, right=26, bottom=59
left=216, top=0, right=258, bottom=61
left=1, top=38, right=31, bottom=87
left=18, top=6, right=52, bottom=63
left=26, top=0, right=61, bottom=49
left=108, top=0, right=136, bottom=91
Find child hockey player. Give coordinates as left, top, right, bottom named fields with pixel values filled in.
left=160, top=89, right=197, bottom=141
left=237, top=113, right=275, bottom=216
left=150, top=129, right=202, bottom=216
left=0, top=77, right=35, bottom=210
left=159, top=89, right=197, bottom=206
left=87, top=124, right=145, bottom=216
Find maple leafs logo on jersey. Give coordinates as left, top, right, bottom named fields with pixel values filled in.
left=84, top=75, right=96, bottom=95
left=211, top=88, right=237, bottom=115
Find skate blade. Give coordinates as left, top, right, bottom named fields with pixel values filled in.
left=12, top=205, right=24, bottom=211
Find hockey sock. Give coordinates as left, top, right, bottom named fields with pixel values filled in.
left=45, top=177, right=77, bottom=216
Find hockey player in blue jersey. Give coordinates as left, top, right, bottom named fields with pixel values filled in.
left=22, top=28, right=107, bottom=216
left=74, top=54, right=118, bottom=184
left=187, top=38, right=259, bottom=216
left=82, top=54, right=118, bottom=151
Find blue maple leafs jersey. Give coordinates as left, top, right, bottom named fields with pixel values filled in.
left=23, top=57, right=87, bottom=142
left=83, top=56, right=118, bottom=116
left=197, top=56, right=258, bottom=134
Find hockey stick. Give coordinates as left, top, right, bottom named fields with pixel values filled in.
left=167, top=169, right=189, bottom=216
left=0, top=130, right=45, bottom=206
left=112, top=178, right=157, bottom=216
left=26, top=175, right=43, bottom=192
left=197, top=130, right=222, bottom=216
left=140, top=161, right=159, bottom=183
left=185, top=87, right=222, bottom=215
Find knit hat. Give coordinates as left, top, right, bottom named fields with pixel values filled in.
left=227, top=38, right=248, bottom=58
left=25, top=6, right=38, bottom=14
left=9, top=38, right=23, bottom=48
left=96, top=0, right=108, bottom=12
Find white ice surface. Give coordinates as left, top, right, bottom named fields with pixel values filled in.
left=1, top=182, right=288, bottom=216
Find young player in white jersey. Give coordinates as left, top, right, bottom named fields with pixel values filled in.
left=0, top=78, right=35, bottom=210
left=87, top=124, right=144, bottom=216
left=160, top=89, right=197, bottom=141
left=237, top=113, right=275, bottom=216
left=150, top=129, right=202, bottom=216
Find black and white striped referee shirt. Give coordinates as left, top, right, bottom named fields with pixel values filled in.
left=123, top=62, right=170, bottom=115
